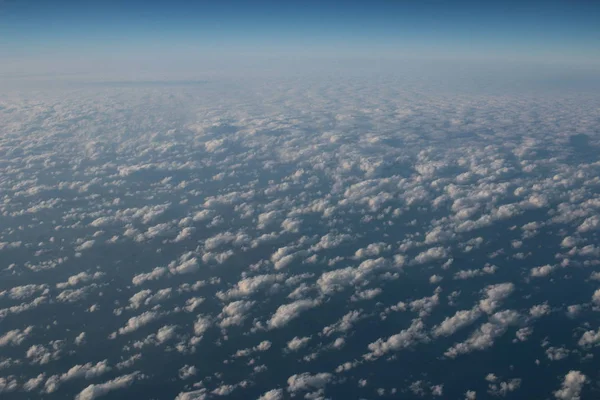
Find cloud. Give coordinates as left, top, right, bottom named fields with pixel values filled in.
left=287, top=372, right=333, bottom=393
left=554, top=371, right=587, bottom=400
left=530, top=264, right=556, bottom=278
left=217, top=274, right=285, bottom=300
left=219, top=300, right=255, bottom=328
left=317, top=257, right=389, bottom=294
left=433, top=309, right=482, bottom=337
left=444, top=310, right=520, bottom=358
left=75, top=240, right=95, bottom=252
left=286, top=336, right=311, bottom=352
left=75, top=372, right=141, bottom=400
left=0, top=326, right=33, bottom=347
left=413, top=247, right=448, bottom=265
left=258, top=388, right=284, bottom=400
left=365, top=318, right=429, bottom=359
left=479, top=283, right=515, bottom=314
left=132, top=267, right=168, bottom=286
left=168, top=253, right=200, bottom=275
left=117, top=311, right=161, bottom=335
left=268, top=299, right=320, bottom=329
left=45, top=360, right=112, bottom=393
left=322, top=310, right=363, bottom=337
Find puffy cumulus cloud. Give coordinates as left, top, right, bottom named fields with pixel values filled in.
left=44, top=360, right=112, bottom=393
left=56, top=272, right=104, bottom=289
left=287, top=372, right=333, bottom=393
left=168, top=252, right=200, bottom=275
left=310, top=233, right=352, bottom=252
left=56, top=285, right=97, bottom=303
left=286, top=336, right=311, bottom=352
left=479, top=283, right=515, bottom=314
left=351, top=287, right=382, bottom=301
left=173, top=227, right=195, bottom=242
left=204, top=231, right=250, bottom=251
left=75, top=332, right=86, bottom=346
left=267, top=299, right=321, bottom=329
left=424, top=227, right=455, bottom=245
left=192, top=209, right=213, bottom=222
left=530, top=264, right=557, bottom=278
left=183, top=297, right=205, bottom=312
left=354, top=243, right=390, bottom=259
left=577, top=216, right=600, bottom=233
left=128, top=289, right=152, bottom=310
left=258, top=388, right=284, bottom=400
left=219, top=300, right=255, bottom=328
left=75, top=372, right=141, bottom=400
left=433, top=309, right=482, bottom=337
left=444, top=310, right=520, bottom=358
left=281, top=218, right=302, bottom=233
left=1, top=284, right=48, bottom=300
left=178, top=365, right=197, bottom=380
left=0, top=295, right=47, bottom=320
left=454, top=265, right=497, bottom=280
left=26, top=340, right=64, bottom=365
left=212, top=383, right=241, bottom=396
left=257, top=210, right=279, bottom=229
left=487, top=377, right=522, bottom=397
left=554, top=371, right=587, bottom=400
left=546, top=346, right=570, bottom=361
left=365, top=318, right=429, bottom=359
left=529, top=303, right=551, bottom=318
left=193, top=315, right=212, bottom=337
left=412, top=247, right=449, bottom=265
left=271, top=245, right=305, bottom=270
left=317, top=257, right=389, bottom=294
left=217, top=274, right=285, bottom=300
left=233, top=340, right=272, bottom=358
left=322, top=310, right=363, bottom=337
left=0, top=376, right=18, bottom=394
left=23, top=373, right=45, bottom=392
left=75, top=240, right=96, bottom=252
left=155, top=325, right=178, bottom=344
left=115, top=354, right=142, bottom=371
left=514, top=326, right=533, bottom=342
left=0, top=326, right=33, bottom=347
left=577, top=328, right=600, bottom=348
left=409, top=290, right=441, bottom=317
left=592, top=289, right=600, bottom=307
left=117, top=311, right=161, bottom=336
left=174, top=388, right=207, bottom=400
left=131, top=267, right=168, bottom=286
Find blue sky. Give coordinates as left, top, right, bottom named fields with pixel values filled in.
left=1, top=0, right=599, bottom=79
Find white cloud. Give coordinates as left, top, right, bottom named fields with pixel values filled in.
left=287, top=372, right=333, bottom=393
left=433, top=309, right=482, bottom=337
left=554, top=371, right=587, bottom=400
left=444, top=310, right=520, bottom=358
left=287, top=336, right=311, bottom=352
left=365, top=318, right=429, bottom=359
left=268, top=299, right=320, bottom=329
left=117, top=311, right=161, bottom=335
left=479, top=283, right=515, bottom=314
left=530, top=264, right=556, bottom=278
left=0, top=326, right=33, bottom=347
left=258, top=388, right=284, bottom=400
left=75, top=372, right=140, bottom=400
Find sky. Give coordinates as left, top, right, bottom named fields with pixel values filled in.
left=3, top=2, right=600, bottom=400
left=1, top=0, right=599, bottom=81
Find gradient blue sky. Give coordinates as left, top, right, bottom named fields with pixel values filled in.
left=1, top=0, right=599, bottom=80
